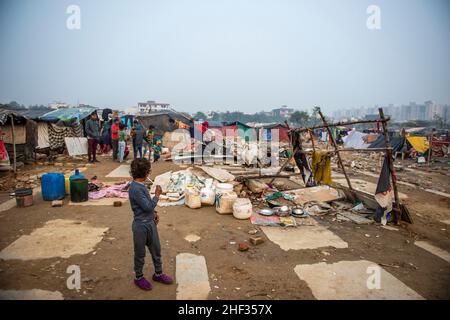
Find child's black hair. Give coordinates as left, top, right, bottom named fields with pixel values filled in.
left=119, top=123, right=125, bottom=130
left=130, top=158, right=151, bottom=180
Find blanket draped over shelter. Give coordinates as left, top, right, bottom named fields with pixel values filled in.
left=311, top=151, right=332, bottom=185
left=48, top=123, right=83, bottom=149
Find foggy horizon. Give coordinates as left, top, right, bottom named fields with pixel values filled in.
left=1, top=0, right=449, bottom=114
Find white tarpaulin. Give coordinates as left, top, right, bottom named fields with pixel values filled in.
left=343, top=130, right=370, bottom=149
left=37, top=122, right=50, bottom=149
left=65, top=137, right=88, bottom=156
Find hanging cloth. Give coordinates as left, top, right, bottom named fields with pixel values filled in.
left=311, top=151, right=332, bottom=185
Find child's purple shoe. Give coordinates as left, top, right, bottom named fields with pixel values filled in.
left=152, top=273, right=173, bottom=284
left=134, top=277, right=152, bottom=290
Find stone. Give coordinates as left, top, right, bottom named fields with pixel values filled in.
left=52, top=200, right=63, bottom=207
left=249, top=236, right=264, bottom=245
left=238, top=243, right=249, bottom=251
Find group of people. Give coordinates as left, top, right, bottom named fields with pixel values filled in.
left=85, top=111, right=162, bottom=163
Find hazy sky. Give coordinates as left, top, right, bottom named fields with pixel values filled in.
left=0, top=0, right=449, bottom=113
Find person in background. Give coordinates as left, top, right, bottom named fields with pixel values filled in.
left=153, top=140, right=162, bottom=162
left=111, top=118, right=120, bottom=161
left=101, top=115, right=112, bottom=154
left=118, top=123, right=127, bottom=163
left=128, top=158, right=173, bottom=290
left=144, top=125, right=155, bottom=159
left=85, top=112, right=101, bottom=163
left=130, top=119, right=138, bottom=158
left=134, top=123, right=145, bottom=159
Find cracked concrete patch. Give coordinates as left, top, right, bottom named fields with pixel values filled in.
left=415, top=241, right=450, bottom=263
left=262, top=225, right=348, bottom=251
left=184, top=234, right=201, bottom=243
left=0, top=219, right=108, bottom=260
left=176, top=253, right=211, bottom=300
left=294, top=260, right=424, bottom=300
left=105, top=165, right=131, bottom=178
left=0, top=289, right=63, bottom=300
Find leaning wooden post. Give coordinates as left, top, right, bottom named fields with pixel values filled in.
left=10, top=114, right=17, bottom=173
left=427, top=131, right=433, bottom=166
left=318, top=109, right=354, bottom=196
left=378, top=108, right=401, bottom=224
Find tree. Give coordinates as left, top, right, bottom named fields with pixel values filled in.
left=290, top=111, right=310, bottom=126
left=311, top=106, right=321, bottom=125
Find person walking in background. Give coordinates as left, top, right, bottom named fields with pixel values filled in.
left=118, top=123, right=127, bottom=163
left=85, top=111, right=101, bottom=163
left=134, top=123, right=144, bottom=159
left=111, top=118, right=120, bottom=161
left=144, top=125, right=155, bottom=159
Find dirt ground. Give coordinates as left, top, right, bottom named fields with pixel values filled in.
left=0, top=152, right=449, bottom=300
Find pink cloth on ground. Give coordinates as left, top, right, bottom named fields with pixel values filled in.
left=89, top=182, right=129, bottom=200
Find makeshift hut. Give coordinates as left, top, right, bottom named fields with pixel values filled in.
left=222, top=121, right=257, bottom=142
left=0, top=109, right=38, bottom=171
left=33, top=107, right=97, bottom=152
left=255, top=123, right=290, bottom=144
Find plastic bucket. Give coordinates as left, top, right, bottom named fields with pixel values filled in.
left=13, top=188, right=33, bottom=208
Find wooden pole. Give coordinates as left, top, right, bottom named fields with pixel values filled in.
left=292, top=118, right=389, bottom=133
left=10, top=114, right=16, bottom=173
left=378, top=108, right=401, bottom=225
left=308, top=129, right=316, bottom=152
left=318, top=109, right=354, bottom=195
left=427, top=131, right=433, bottom=166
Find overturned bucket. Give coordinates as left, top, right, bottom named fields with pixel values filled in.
left=12, top=188, right=34, bottom=208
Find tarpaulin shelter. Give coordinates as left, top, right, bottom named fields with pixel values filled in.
left=369, top=135, right=406, bottom=153
left=136, top=111, right=193, bottom=138
left=406, top=136, right=429, bottom=153
left=222, top=121, right=257, bottom=141
left=0, top=109, right=38, bottom=170
left=255, top=123, right=290, bottom=143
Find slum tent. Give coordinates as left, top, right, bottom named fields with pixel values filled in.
left=137, top=111, right=193, bottom=138
left=222, top=121, right=257, bottom=142
left=368, top=134, right=407, bottom=153
left=0, top=109, right=37, bottom=168
left=35, top=107, right=96, bottom=151
left=257, top=123, right=290, bottom=143
left=342, top=130, right=370, bottom=149
left=406, top=136, right=429, bottom=154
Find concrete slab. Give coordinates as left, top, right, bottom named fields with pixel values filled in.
left=415, top=241, right=450, bottom=263
left=262, top=225, right=348, bottom=251
left=105, top=165, right=131, bottom=178
left=0, top=289, right=64, bottom=300
left=294, top=260, right=424, bottom=300
left=176, top=253, right=211, bottom=300
left=0, top=219, right=108, bottom=260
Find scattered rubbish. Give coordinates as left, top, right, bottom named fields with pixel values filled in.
left=248, top=229, right=258, bottom=235
left=232, top=198, right=253, bottom=220
left=258, top=209, right=274, bottom=216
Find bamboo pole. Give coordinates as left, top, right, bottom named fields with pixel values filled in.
left=10, top=114, right=16, bottom=173
left=427, top=131, right=433, bottom=166
left=318, top=109, right=354, bottom=194
left=378, top=108, right=401, bottom=224
left=292, top=118, right=389, bottom=133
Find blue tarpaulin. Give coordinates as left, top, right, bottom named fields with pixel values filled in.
left=39, top=107, right=97, bottom=123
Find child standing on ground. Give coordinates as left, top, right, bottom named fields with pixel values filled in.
left=118, top=123, right=127, bottom=163
left=128, top=158, right=173, bottom=290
